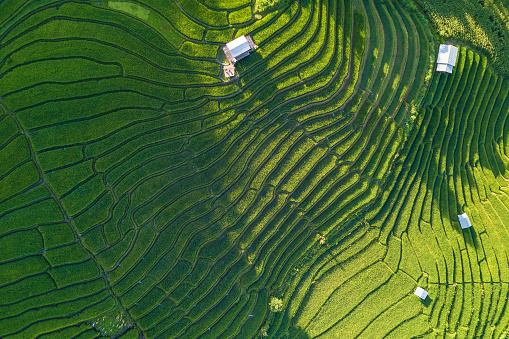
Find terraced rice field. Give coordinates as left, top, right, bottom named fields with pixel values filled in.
left=283, top=47, right=509, bottom=337
left=1, top=0, right=509, bottom=338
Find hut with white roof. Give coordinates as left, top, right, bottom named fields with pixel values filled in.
left=458, top=213, right=472, bottom=229
left=436, top=44, right=459, bottom=73
left=414, top=287, right=428, bottom=300
left=223, top=35, right=257, bottom=64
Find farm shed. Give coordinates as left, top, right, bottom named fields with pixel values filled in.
left=436, top=44, right=459, bottom=73
left=458, top=213, right=472, bottom=229
left=223, top=35, right=257, bottom=64
left=414, top=287, right=428, bottom=300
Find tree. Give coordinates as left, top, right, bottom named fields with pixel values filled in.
left=269, top=297, right=283, bottom=313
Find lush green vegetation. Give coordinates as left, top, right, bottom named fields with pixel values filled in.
left=254, top=0, right=286, bottom=16
left=414, top=0, right=509, bottom=76
left=1, top=0, right=509, bottom=338
left=281, top=44, right=509, bottom=338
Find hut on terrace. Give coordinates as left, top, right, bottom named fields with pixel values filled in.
left=458, top=213, right=472, bottom=229
left=414, top=287, right=428, bottom=300
left=436, top=44, right=459, bottom=73
left=223, top=35, right=257, bottom=65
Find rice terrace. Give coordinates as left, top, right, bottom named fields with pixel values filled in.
left=3, top=0, right=509, bottom=337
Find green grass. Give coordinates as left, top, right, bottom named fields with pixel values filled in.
left=108, top=1, right=151, bottom=21
left=229, top=6, right=253, bottom=24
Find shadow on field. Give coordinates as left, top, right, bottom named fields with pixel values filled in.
left=422, top=295, right=432, bottom=307
left=382, top=84, right=509, bottom=247
left=235, top=50, right=264, bottom=73
left=288, top=324, right=311, bottom=338
left=463, top=225, right=479, bottom=248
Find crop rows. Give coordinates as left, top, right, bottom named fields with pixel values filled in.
left=370, top=46, right=509, bottom=337
left=0, top=98, right=116, bottom=338
left=2, top=0, right=503, bottom=338
left=274, top=0, right=436, bottom=337
left=280, top=40, right=509, bottom=337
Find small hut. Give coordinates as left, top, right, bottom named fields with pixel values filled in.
left=458, top=213, right=472, bottom=229
left=436, top=44, right=459, bottom=73
left=223, top=35, right=257, bottom=64
left=414, top=287, right=428, bottom=300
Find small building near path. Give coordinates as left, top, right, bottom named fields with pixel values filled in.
left=223, top=35, right=257, bottom=65
left=458, top=213, right=472, bottom=229
left=436, top=44, right=459, bottom=73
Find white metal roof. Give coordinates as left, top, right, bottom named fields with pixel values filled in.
left=414, top=287, right=428, bottom=300
left=436, top=63, right=453, bottom=73
left=226, top=35, right=251, bottom=58
left=458, top=213, right=472, bottom=229
left=437, top=44, right=459, bottom=65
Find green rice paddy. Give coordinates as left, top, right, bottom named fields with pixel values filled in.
left=1, top=0, right=509, bottom=338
